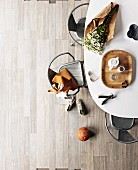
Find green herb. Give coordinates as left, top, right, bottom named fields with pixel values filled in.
left=84, top=4, right=119, bottom=54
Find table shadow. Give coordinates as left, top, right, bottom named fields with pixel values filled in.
left=132, top=55, right=136, bottom=83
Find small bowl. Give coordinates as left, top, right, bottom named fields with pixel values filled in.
left=117, top=66, right=125, bottom=72
left=110, top=74, right=119, bottom=81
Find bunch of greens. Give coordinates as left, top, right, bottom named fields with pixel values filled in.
left=84, top=4, right=119, bottom=54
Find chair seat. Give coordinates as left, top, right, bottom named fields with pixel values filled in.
left=68, top=3, right=89, bottom=45
left=76, top=17, right=86, bottom=39
left=111, top=115, right=134, bottom=130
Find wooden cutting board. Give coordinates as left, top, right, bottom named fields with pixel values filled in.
left=101, top=50, right=133, bottom=88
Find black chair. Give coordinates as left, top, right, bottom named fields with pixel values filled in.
left=105, top=112, right=138, bottom=144
left=68, top=3, right=89, bottom=46
left=48, top=52, right=86, bottom=97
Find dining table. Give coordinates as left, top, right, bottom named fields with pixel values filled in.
left=84, top=0, right=138, bottom=118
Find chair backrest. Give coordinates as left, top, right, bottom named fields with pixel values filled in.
left=68, top=14, right=77, bottom=32
left=59, top=61, right=85, bottom=87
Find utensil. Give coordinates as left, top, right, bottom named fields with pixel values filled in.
left=98, top=94, right=115, bottom=105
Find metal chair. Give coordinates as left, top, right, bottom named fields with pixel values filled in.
left=105, top=112, right=138, bottom=144
left=68, top=3, right=89, bottom=46
left=48, top=52, right=86, bottom=97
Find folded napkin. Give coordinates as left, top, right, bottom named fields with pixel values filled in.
left=85, top=2, right=119, bottom=42
left=48, top=68, right=78, bottom=94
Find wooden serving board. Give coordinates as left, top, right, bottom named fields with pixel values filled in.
left=101, top=50, right=133, bottom=88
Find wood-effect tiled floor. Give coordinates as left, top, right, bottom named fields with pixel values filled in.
left=0, top=0, right=138, bottom=170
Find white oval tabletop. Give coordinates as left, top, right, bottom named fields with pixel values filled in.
left=84, top=0, right=138, bottom=118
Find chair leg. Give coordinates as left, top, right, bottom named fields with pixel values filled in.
left=71, top=42, right=75, bottom=46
